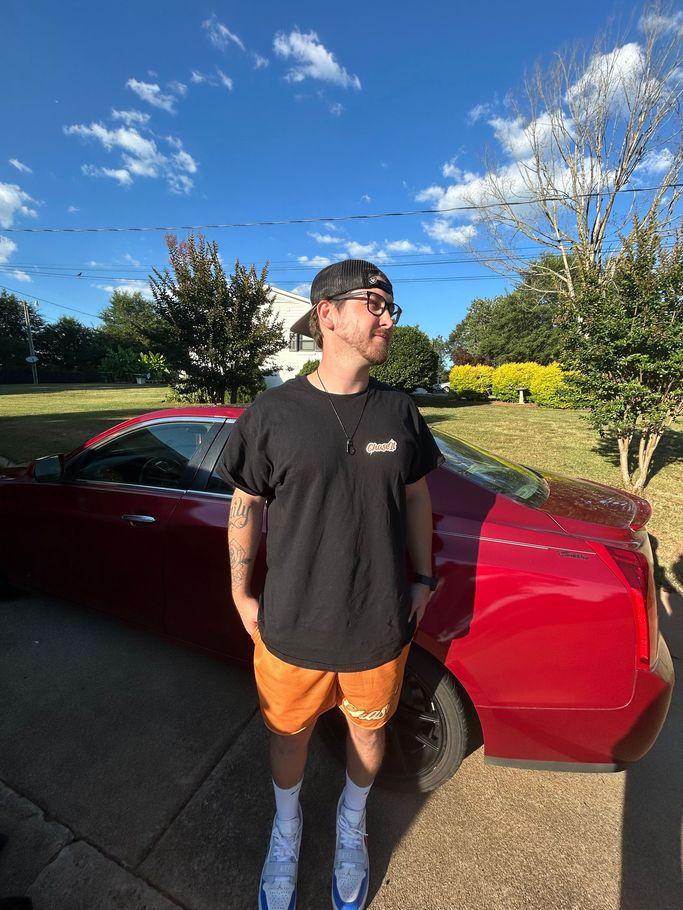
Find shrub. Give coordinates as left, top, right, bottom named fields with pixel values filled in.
left=370, top=325, right=439, bottom=391
left=491, top=362, right=545, bottom=402
left=139, top=351, right=172, bottom=381
left=299, top=359, right=321, bottom=376
left=99, top=347, right=141, bottom=382
left=530, top=362, right=581, bottom=409
left=448, top=364, right=494, bottom=399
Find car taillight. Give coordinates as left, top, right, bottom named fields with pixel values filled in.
left=606, top=546, right=656, bottom=667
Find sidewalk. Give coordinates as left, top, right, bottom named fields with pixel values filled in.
left=1, top=593, right=681, bottom=910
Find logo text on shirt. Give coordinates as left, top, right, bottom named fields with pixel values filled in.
left=366, top=438, right=397, bottom=454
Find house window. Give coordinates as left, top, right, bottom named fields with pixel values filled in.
left=289, top=332, right=321, bottom=353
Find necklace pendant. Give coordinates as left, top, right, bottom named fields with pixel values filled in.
left=346, top=440, right=355, bottom=455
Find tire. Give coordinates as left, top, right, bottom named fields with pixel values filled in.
left=317, top=644, right=473, bottom=792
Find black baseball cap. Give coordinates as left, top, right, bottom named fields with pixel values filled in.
left=290, top=259, right=393, bottom=337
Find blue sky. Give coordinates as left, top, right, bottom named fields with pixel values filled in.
left=1, top=0, right=676, bottom=339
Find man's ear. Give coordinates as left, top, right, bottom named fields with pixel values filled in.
left=317, top=299, right=336, bottom=331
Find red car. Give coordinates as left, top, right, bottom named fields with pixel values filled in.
left=0, top=407, right=674, bottom=791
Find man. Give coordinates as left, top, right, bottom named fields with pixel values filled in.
left=221, top=259, right=442, bottom=910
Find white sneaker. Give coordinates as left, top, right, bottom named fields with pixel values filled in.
left=331, top=795, right=369, bottom=910
left=259, top=806, right=303, bottom=910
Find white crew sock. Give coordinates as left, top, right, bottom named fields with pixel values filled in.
left=273, top=778, right=302, bottom=828
left=342, top=771, right=372, bottom=816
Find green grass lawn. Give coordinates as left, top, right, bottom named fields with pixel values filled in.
left=1, top=383, right=681, bottom=593
left=418, top=395, right=682, bottom=595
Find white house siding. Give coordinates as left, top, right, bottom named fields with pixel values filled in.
left=264, top=287, right=321, bottom=387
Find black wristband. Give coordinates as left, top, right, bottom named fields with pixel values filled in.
left=413, top=573, right=438, bottom=591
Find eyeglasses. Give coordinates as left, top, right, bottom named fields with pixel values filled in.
left=331, top=291, right=402, bottom=325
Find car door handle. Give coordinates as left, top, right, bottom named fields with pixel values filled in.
left=121, top=514, right=156, bottom=524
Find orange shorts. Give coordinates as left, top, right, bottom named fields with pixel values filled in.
left=252, top=628, right=410, bottom=735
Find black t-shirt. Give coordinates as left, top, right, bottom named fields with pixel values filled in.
left=219, top=375, right=443, bottom=671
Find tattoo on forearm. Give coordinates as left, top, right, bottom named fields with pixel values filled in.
left=229, top=494, right=252, bottom=529
left=229, top=540, right=253, bottom=585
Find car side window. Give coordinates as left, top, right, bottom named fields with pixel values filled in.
left=68, top=421, right=215, bottom=489
left=205, top=433, right=235, bottom=495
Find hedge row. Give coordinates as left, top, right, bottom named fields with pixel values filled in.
left=448, top=361, right=581, bottom=408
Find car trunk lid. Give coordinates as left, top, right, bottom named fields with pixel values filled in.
left=533, top=469, right=651, bottom=533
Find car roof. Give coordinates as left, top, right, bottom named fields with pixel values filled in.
left=84, top=406, right=246, bottom=449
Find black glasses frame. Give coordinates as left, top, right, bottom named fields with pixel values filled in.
left=331, top=291, right=402, bottom=324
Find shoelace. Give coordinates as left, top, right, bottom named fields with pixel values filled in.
left=271, top=826, right=299, bottom=865
left=338, top=811, right=365, bottom=857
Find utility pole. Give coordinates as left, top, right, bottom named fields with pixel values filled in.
left=22, top=301, right=39, bottom=385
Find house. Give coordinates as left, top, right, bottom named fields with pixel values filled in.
left=264, top=287, right=321, bottom=387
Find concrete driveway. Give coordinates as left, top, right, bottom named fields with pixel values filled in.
left=0, top=593, right=680, bottom=910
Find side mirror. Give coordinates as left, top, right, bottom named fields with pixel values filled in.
left=34, top=454, right=64, bottom=483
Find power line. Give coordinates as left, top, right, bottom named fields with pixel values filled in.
left=0, top=284, right=103, bottom=321
left=3, top=183, right=681, bottom=234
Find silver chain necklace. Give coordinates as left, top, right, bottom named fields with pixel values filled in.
left=315, top=370, right=370, bottom=455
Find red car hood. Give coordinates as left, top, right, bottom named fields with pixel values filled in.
left=534, top=469, right=650, bottom=531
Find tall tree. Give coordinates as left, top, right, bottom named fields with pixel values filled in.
left=558, top=219, right=683, bottom=491
left=371, top=325, right=440, bottom=391
left=0, top=291, right=46, bottom=370
left=99, top=289, right=172, bottom=356
left=39, top=316, right=107, bottom=371
left=150, top=233, right=285, bottom=403
left=458, top=6, right=682, bottom=297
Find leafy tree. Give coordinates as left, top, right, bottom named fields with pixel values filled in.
left=558, top=219, right=683, bottom=491
left=370, top=325, right=440, bottom=391
left=99, top=347, right=142, bottom=382
left=99, top=290, right=172, bottom=356
left=149, top=233, right=285, bottom=404
left=448, top=284, right=561, bottom=366
left=0, top=291, right=46, bottom=369
left=39, top=316, right=107, bottom=371
left=139, top=351, right=172, bottom=381
left=430, top=335, right=451, bottom=381
left=299, top=358, right=321, bottom=376
left=461, top=8, right=682, bottom=298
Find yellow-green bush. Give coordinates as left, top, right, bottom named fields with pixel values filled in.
left=491, top=362, right=545, bottom=402
left=448, top=364, right=494, bottom=399
left=529, top=362, right=581, bottom=409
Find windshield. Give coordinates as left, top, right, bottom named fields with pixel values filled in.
left=434, top=432, right=549, bottom=508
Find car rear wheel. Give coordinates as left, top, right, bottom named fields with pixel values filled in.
left=317, top=645, right=473, bottom=792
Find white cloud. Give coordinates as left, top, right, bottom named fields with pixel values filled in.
left=290, top=282, right=312, bottom=297
left=297, top=255, right=331, bottom=267
left=640, top=10, right=683, bottom=37
left=216, top=68, right=234, bottom=91
left=566, top=43, right=645, bottom=115
left=442, top=159, right=462, bottom=180
left=308, top=232, right=339, bottom=244
left=11, top=269, right=31, bottom=282
left=0, top=235, right=18, bottom=264
left=123, top=253, right=142, bottom=267
left=82, top=164, right=133, bottom=187
left=253, top=53, right=269, bottom=69
left=191, top=67, right=233, bottom=91
left=203, top=15, right=245, bottom=51
left=67, top=205, right=79, bottom=214
left=9, top=158, right=32, bottom=174
left=126, top=79, right=177, bottom=113
left=467, top=103, right=493, bottom=125
left=634, top=147, right=675, bottom=177
left=360, top=194, right=371, bottom=203
left=422, top=220, right=477, bottom=247
left=273, top=29, right=361, bottom=90
left=94, top=280, right=153, bottom=299
left=0, top=182, right=38, bottom=228
left=329, top=102, right=343, bottom=116
left=344, top=241, right=377, bottom=258
left=111, top=108, right=151, bottom=126
left=415, top=185, right=446, bottom=204
left=168, top=80, right=188, bottom=97
left=66, top=120, right=197, bottom=194
left=385, top=240, right=432, bottom=253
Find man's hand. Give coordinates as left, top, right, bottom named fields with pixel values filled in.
left=408, top=582, right=433, bottom=627
left=234, top=593, right=260, bottom=637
